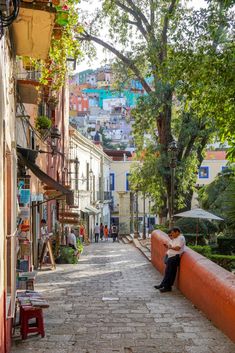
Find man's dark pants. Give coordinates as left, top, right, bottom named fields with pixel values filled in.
left=95, top=233, right=99, bottom=243
left=161, top=254, right=180, bottom=289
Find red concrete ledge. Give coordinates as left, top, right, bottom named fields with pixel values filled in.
left=151, top=230, right=235, bottom=343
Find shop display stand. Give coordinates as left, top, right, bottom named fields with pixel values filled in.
left=39, top=239, right=56, bottom=270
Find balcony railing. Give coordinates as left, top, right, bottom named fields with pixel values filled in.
left=17, top=69, right=42, bottom=83
left=16, top=63, right=43, bottom=104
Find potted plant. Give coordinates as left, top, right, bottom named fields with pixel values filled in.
left=36, top=1, right=82, bottom=93
left=35, top=115, right=52, bottom=135
left=55, top=5, right=69, bottom=27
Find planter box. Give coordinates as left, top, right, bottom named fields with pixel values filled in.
left=12, top=6, right=56, bottom=60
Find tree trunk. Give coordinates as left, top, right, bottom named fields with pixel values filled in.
left=158, top=196, right=168, bottom=225
left=155, top=88, right=173, bottom=222
left=156, top=90, right=173, bottom=149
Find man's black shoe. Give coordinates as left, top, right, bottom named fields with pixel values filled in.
left=159, top=287, right=172, bottom=293
left=154, top=284, right=163, bottom=290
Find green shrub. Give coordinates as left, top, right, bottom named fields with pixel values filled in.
left=189, top=246, right=235, bottom=271
left=153, top=224, right=169, bottom=233
left=223, top=229, right=235, bottom=237
left=35, top=115, right=52, bottom=132
left=59, top=246, right=78, bottom=264
left=184, top=234, right=206, bottom=246
left=217, top=236, right=235, bottom=254
left=175, top=218, right=208, bottom=235
left=209, top=244, right=219, bottom=254
left=189, top=245, right=212, bottom=257
left=76, top=238, right=84, bottom=254
left=209, top=254, right=235, bottom=271
left=202, top=219, right=219, bottom=234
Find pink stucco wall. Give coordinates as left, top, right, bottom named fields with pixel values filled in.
left=151, top=230, right=235, bottom=343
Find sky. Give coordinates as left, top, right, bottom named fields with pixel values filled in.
left=76, top=0, right=207, bottom=72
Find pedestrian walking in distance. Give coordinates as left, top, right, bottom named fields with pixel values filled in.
left=111, top=223, right=118, bottom=242
left=100, top=222, right=104, bottom=241
left=94, top=223, right=100, bottom=243
left=154, top=226, right=185, bottom=292
left=79, top=223, right=85, bottom=243
left=104, top=225, right=109, bottom=241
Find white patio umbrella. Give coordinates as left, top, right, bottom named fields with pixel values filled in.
left=174, top=208, right=223, bottom=244
left=174, top=208, right=224, bottom=221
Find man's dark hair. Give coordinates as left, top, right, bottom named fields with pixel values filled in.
left=172, top=226, right=181, bottom=233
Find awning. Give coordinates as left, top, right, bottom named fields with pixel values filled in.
left=17, top=149, right=74, bottom=206
left=82, top=205, right=100, bottom=215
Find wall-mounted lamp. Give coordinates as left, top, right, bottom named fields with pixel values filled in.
left=50, top=125, right=61, bottom=140
left=38, top=125, right=61, bottom=156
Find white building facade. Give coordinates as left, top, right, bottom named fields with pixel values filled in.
left=110, top=158, right=156, bottom=236
left=69, top=128, right=112, bottom=239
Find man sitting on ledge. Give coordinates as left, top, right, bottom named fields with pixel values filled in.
left=154, top=226, right=185, bottom=293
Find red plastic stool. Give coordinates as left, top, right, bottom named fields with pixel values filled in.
left=20, top=306, right=45, bottom=340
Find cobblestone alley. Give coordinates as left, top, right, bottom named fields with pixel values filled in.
left=11, top=241, right=235, bottom=353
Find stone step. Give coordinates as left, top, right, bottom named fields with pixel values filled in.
left=126, top=235, right=133, bottom=243
left=133, top=238, right=151, bottom=262
left=121, top=237, right=130, bottom=244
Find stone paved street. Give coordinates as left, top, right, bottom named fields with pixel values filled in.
left=11, top=241, right=235, bottom=353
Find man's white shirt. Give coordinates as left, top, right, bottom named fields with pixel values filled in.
left=167, top=235, right=185, bottom=258
left=67, top=232, right=77, bottom=248
left=94, top=226, right=100, bottom=234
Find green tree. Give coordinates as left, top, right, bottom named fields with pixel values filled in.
left=198, top=168, right=235, bottom=233
left=78, top=0, right=235, bottom=221
left=223, top=180, right=235, bottom=230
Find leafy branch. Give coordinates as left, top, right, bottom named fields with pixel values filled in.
left=78, top=29, right=152, bottom=93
